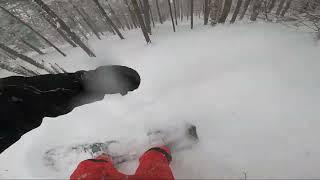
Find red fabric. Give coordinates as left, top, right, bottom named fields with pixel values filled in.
left=70, top=146, right=174, bottom=180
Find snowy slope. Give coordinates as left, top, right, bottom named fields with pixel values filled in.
left=1, top=20, right=320, bottom=179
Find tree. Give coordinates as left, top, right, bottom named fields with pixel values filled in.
left=20, top=38, right=45, bottom=55
left=167, top=0, right=176, bottom=32
left=267, top=0, right=276, bottom=12
left=204, top=0, right=210, bottom=25
left=173, top=0, right=178, bottom=25
left=276, top=0, right=286, bottom=16
left=280, top=0, right=293, bottom=17
left=143, top=0, right=152, bottom=34
left=218, top=0, right=232, bottom=23
left=250, top=0, right=262, bottom=21
left=124, top=0, right=139, bottom=28
left=107, top=2, right=125, bottom=30
left=209, top=0, right=223, bottom=25
left=230, top=0, right=243, bottom=23
left=190, top=0, right=194, bottom=29
left=93, top=0, right=125, bottom=40
left=0, top=42, right=53, bottom=74
left=131, top=0, right=151, bottom=43
left=0, top=5, right=66, bottom=57
left=239, top=0, right=252, bottom=20
left=32, top=0, right=96, bottom=57
left=32, top=3, right=78, bottom=48
left=155, top=0, right=163, bottom=24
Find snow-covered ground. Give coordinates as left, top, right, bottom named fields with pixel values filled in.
left=1, top=19, right=320, bottom=179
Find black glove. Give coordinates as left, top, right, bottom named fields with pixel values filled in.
left=0, top=65, right=140, bottom=153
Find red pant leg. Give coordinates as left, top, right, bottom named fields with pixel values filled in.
left=70, top=154, right=127, bottom=180
left=134, top=146, right=174, bottom=180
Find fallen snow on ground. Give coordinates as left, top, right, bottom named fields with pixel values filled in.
left=1, top=19, right=320, bottom=179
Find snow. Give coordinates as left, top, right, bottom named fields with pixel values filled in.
left=1, top=19, right=320, bottom=179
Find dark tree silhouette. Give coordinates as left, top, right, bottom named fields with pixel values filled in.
left=230, top=0, right=243, bottom=23
left=32, top=0, right=96, bottom=57
left=168, top=0, right=176, bottom=32
left=131, top=0, right=151, bottom=43
left=0, top=6, right=66, bottom=57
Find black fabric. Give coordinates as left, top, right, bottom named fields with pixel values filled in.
left=87, top=159, right=109, bottom=163
left=147, top=147, right=172, bottom=163
left=0, top=65, right=140, bottom=153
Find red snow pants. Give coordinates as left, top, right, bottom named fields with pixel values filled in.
left=70, top=146, right=174, bottom=180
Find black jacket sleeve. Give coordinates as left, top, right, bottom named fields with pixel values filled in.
left=0, top=65, right=140, bottom=153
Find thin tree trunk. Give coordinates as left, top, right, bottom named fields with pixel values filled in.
left=276, top=0, right=285, bottom=16
left=218, top=0, right=232, bottom=23
left=55, top=63, right=68, bottom=73
left=48, top=63, right=60, bottom=74
left=79, top=7, right=102, bottom=40
left=32, top=0, right=96, bottom=57
left=124, top=0, right=139, bottom=28
left=173, top=0, right=178, bottom=25
left=0, top=42, right=52, bottom=73
left=35, top=7, right=78, bottom=47
left=19, top=65, right=40, bottom=76
left=131, top=0, right=151, bottom=43
left=155, top=0, right=163, bottom=24
left=239, top=0, right=252, bottom=20
left=230, top=0, right=243, bottom=23
left=107, top=2, right=125, bottom=30
left=267, top=0, right=276, bottom=12
left=280, top=0, right=292, bottom=17
left=150, top=6, right=155, bottom=28
left=0, top=6, right=66, bottom=57
left=250, top=0, right=262, bottom=21
left=167, top=0, right=176, bottom=32
left=72, top=4, right=100, bottom=39
left=20, top=38, right=45, bottom=55
left=143, top=0, right=152, bottom=34
left=204, top=0, right=210, bottom=25
left=190, top=0, right=194, bottom=29
left=93, top=0, right=125, bottom=40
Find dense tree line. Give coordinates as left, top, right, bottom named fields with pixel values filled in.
left=0, top=0, right=319, bottom=76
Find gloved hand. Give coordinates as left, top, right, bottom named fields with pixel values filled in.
left=0, top=65, right=140, bottom=153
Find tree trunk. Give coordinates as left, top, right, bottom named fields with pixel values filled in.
left=124, top=0, right=139, bottom=28
left=218, top=0, right=232, bottom=23
left=267, top=0, right=276, bottom=12
left=131, top=0, right=152, bottom=43
left=143, top=0, right=152, bottom=34
left=20, top=38, right=45, bottom=55
left=167, top=0, right=176, bottom=32
left=250, top=0, right=262, bottom=21
left=19, top=65, right=40, bottom=76
left=150, top=6, right=155, bottom=28
left=79, top=7, right=102, bottom=40
left=107, top=2, right=125, bottom=30
left=190, top=0, right=194, bottom=29
left=155, top=0, right=163, bottom=24
left=239, top=0, right=252, bottom=20
left=280, top=0, right=292, bottom=17
left=230, top=0, right=243, bottom=23
left=276, top=0, right=285, bottom=16
left=35, top=7, right=78, bottom=47
left=93, top=0, right=125, bottom=40
left=32, top=0, right=96, bottom=57
left=173, top=0, right=178, bottom=25
left=204, top=0, right=210, bottom=25
left=55, top=63, right=68, bottom=73
left=0, top=6, right=66, bottom=57
left=0, top=42, right=51, bottom=73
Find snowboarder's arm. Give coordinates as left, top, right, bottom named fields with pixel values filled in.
left=0, top=65, right=140, bottom=153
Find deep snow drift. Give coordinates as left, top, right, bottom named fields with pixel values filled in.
left=1, top=20, right=320, bottom=179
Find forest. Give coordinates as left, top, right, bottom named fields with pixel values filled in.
left=0, top=0, right=319, bottom=76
